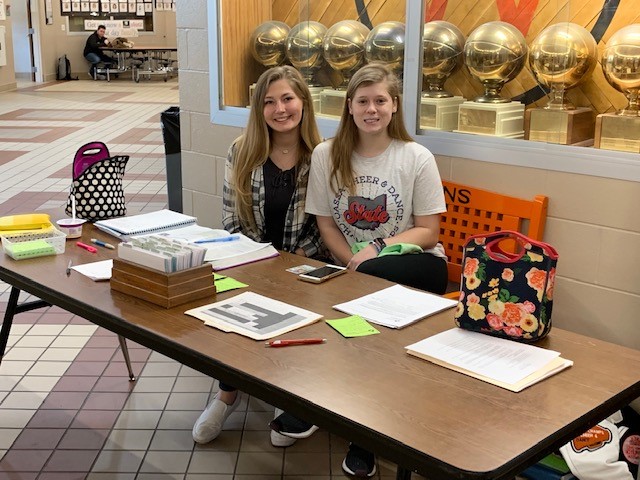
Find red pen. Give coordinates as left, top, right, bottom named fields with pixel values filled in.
left=76, top=241, right=98, bottom=253
left=265, top=338, right=326, bottom=348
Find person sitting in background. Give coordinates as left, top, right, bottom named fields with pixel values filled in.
left=192, top=65, right=324, bottom=448
left=83, top=25, right=114, bottom=79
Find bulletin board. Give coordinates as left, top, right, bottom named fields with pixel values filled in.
left=59, top=0, right=176, bottom=16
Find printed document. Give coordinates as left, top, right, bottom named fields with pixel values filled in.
left=185, top=292, right=322, bottom=340
left=333, top=284, right=457, bottom=328
left=406, top=328, right=573, bottom=392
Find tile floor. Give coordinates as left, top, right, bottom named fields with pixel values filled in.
left=0, top=78, right=437, bottom=479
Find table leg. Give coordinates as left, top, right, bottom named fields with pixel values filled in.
left=117, top=334, right=136, bottom=381
left=396, top=466, right=412, bottom=480
left=1, top=286, right=135, bottom=383
left=1, top=286, right=50, bottom=360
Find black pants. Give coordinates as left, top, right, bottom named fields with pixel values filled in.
left=356, top=252, right=448, bottom=294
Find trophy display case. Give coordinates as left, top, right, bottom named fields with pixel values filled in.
left=213, top=0, right=640, bottom=156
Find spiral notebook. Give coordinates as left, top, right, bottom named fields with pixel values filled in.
left=94, top=209, right=197, bottom=239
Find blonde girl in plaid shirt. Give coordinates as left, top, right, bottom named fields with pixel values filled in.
left=193, top=65, right=324, bottom=447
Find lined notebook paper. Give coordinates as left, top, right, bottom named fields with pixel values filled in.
left=94, top=210, right=197, bottom=239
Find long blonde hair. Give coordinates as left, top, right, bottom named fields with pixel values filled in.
left=233, top=66, right=321, bottom=229
left=330, top=63, right=412, bottom=194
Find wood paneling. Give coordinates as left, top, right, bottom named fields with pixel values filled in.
left=220, top=0, right=271, bottom=106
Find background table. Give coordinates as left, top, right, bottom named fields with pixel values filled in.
left=1, top=226, right=640, bottom=479
left=102, top=46, right=177, bottom=82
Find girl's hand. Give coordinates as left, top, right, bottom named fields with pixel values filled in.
left=346, top=243, right=378, bottom=270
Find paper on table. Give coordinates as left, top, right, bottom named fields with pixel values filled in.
left=185, top=292, right=322, bottom=340
left=141, top=224, right=229, bottom=242
left=71, top=259, right=113, bottom=281
left=214, top=276, right=248, bottom=293
left=406, top=328, right=562, bottom=385
left=326, top=316, right=380, bottom=337
left=201, top=233, right=270, bottom=261
left=333, top=284, right=457, bottom=329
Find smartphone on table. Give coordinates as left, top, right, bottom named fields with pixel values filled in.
left=298, top=265, right=347, bottom=284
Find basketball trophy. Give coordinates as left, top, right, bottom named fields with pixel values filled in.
left=526, top=23, right=597, bottom=145
left=249, top=21, right=290, bottom=104
left=595, top=24, right=640, bottom=153
left=320, top=20, right=370, bottom=116
left=420, top=21, right=466, bottom=131
left=285, top=21, right=327, bottom=112
left=364, top=21, right=405, bottom=80
left=457, top=21, right=528, bottom=138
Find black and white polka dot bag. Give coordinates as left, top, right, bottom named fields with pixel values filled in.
left=65, top=142, right=129, bottom=221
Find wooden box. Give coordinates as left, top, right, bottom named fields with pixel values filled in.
left=110, top=258, right=216, bottom=308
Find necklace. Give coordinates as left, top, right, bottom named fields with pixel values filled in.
left=273, top=143, right=297, bottom=155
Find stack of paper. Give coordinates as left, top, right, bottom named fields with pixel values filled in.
left=405, top=328, right=573, bottom=392
left=118, top=235, right=207, bottom=273
left=198, top=233, right=279, bottom=270
left=333, top=284, right=458, bottom=329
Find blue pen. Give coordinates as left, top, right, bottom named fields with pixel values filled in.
left=194, top=235, right=240, bottom=244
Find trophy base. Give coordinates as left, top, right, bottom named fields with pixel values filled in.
left=594, top=113, right=640, bottom=153
left=420, top=96, right=465, bottom=131
left=249, top=83, right=256, bottom=106
left=525, top=107, right=594, bottom=145
left=455, top=101, right=525, bottom=138
left=319, top=89, right=347, bottom=117
left=308, top=86, right=324, bottom=116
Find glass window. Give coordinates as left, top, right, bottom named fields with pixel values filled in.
left=217, top=0, right=406, bottom=116
left=417, top=0, right=640, bottom=153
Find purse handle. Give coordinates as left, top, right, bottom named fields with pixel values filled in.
left=73, top=142, right=110, bottom=179
left=473, top=230, right=558, bottom=263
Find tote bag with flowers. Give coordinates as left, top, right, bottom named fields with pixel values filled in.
left=454, top=230, right=559, bottom=343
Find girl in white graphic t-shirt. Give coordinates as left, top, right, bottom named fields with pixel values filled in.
left=306, top=63, right=448, bottom=295
left=304, top=63, right=449, bottom=477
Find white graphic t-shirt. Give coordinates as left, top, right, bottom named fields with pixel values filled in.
left=306, top=139, right=446, bottom=258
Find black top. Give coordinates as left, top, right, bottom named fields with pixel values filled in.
left=263, top=158, right=296, bottom=250
left=84, top=32, right=108, bottom=57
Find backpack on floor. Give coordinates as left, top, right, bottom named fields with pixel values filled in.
left=56, top=55, right=78, bottom=81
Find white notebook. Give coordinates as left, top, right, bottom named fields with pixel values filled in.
left=94, top=209, right=197, bottom=239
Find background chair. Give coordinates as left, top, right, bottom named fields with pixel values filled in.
left=439, top=180, right=548, bottom=298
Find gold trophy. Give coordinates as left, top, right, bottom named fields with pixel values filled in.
left=249, top=21, right=290, bottom=104
left=286, top=21, right=327, bottom=86
left=320, top=20, right=370, bottom=116
left=457, top=21, right=528, bottom=138
left=595, top=24, right=640, bottom=153
left=364, top=21, right=405, bottom=80
left=526, top=23, right=597, bottom=145
left=420, top=21, right=466, bottom=131
left=285, top=21, right=327, bottom=113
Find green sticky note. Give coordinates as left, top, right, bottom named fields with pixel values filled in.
left=11, top=240, right=55, bottom=258
left=215, top=276, right=248, bottom=293
left=213, top=273, right=227, bottom=280
left=326, top=315, right=380, bottom=338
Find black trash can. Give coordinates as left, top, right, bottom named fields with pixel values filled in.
left=160, top=106, right=182, bottom=212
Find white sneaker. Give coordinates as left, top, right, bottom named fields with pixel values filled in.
left=192, top=392, right=241, bottom=444
left=270, top=408, right=296, bottom=447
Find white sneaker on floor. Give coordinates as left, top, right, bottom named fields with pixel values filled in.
left=192, top=392, right=241, bottom=444
left=270, top=408, right=297, bottom=447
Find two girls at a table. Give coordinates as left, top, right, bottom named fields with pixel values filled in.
left=193, top=63, right=447, bottom=478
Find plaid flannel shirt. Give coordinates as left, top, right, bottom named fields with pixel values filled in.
left=222, top=143, right=323, bottom=258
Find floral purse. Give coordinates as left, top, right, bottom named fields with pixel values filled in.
left=454, top=230, right=559, bottom=343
